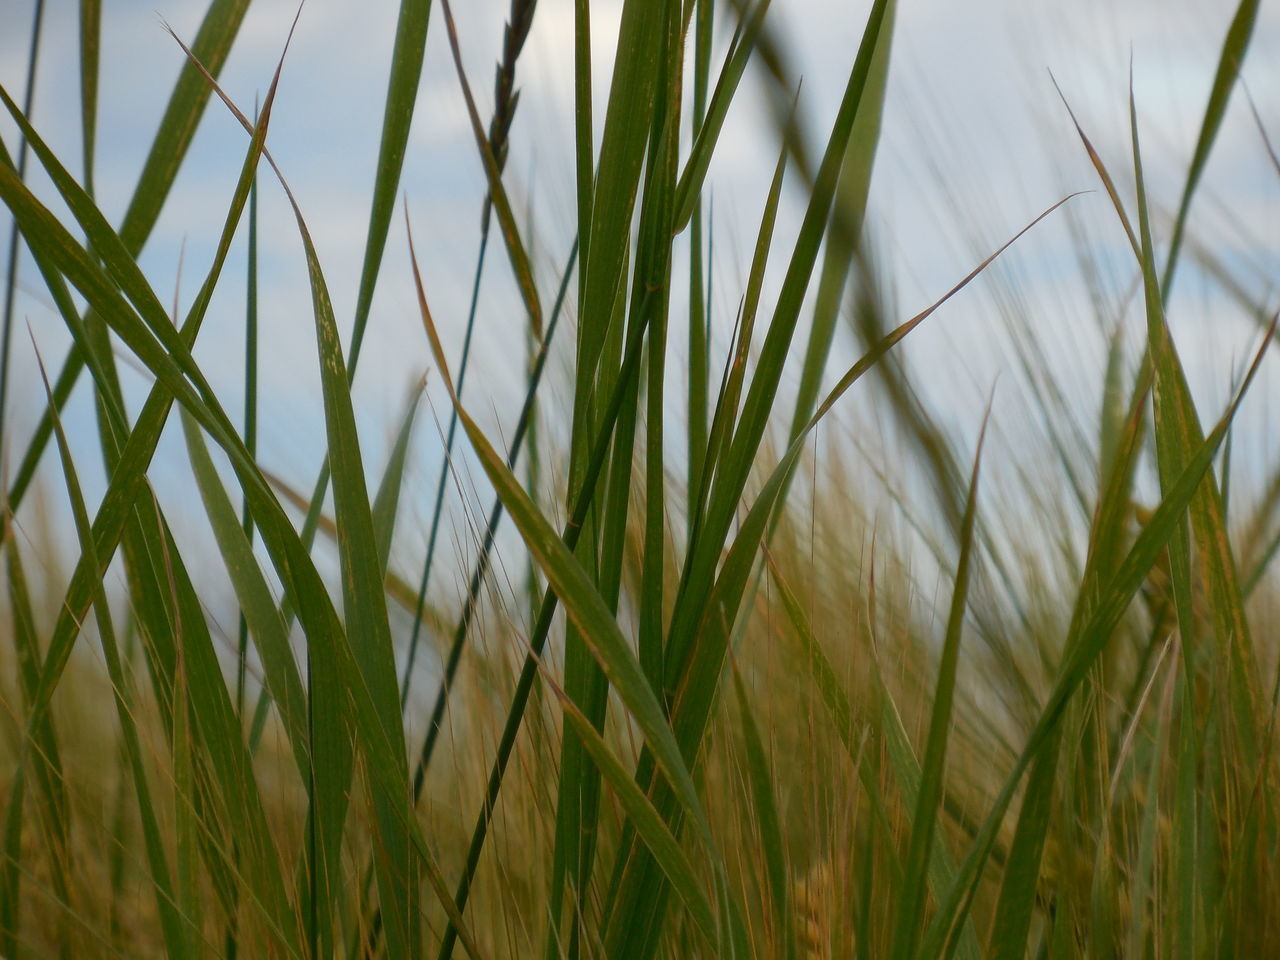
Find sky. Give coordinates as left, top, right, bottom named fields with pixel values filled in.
left=0, top=0, right=1277, bottom=651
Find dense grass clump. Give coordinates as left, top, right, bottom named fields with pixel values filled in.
left=1, top=0, right=1278, bottom=957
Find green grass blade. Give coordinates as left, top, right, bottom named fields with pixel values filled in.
left=179, top=410, right=309, bottom=777
left=986, top=732, right=1062, bottom=960
left=696, top=142, right=787, bottom=539
left=687, top=0, right=715, bottom=516
left=729, top=664, right=792, bottom=960
left=546, top=673, right=719, bottom=948
left=573, top=0, right=593, bottom=273
left=0, top=0, right=45, bottom=460
left=672, top=0, right=772, bottom=233
left=78, top=0, right=99, bottom=196
left=890, top=415, right=986, bottom=960
left=373, top=381, right=423, bottom=574
left=572, top=0, right=666, bottom=435
left=787, top=0, right=894, bottom=443
left=348, top=0, right=433, bottom=372
left=237, top=101, right=260, bottom=722
left=1161, top=0, right=1261, bottom=294
left=120, top=0, right=251, bottom=250
left=267, top=133, right=414, bottom=960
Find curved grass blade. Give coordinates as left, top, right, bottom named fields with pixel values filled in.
left=290, top=0, right=432, bottom=639
left=5, top=0, right=252, bottom=513
left=34, top=348, right=190, bottom=957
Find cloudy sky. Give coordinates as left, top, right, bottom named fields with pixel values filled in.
left=1, top=0, right=1277, bottom=634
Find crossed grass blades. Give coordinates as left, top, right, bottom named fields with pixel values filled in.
left=1, top=0, right=1278, bottom=957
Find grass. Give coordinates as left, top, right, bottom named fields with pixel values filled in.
left=1, top=0, right=1278, bottom=957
